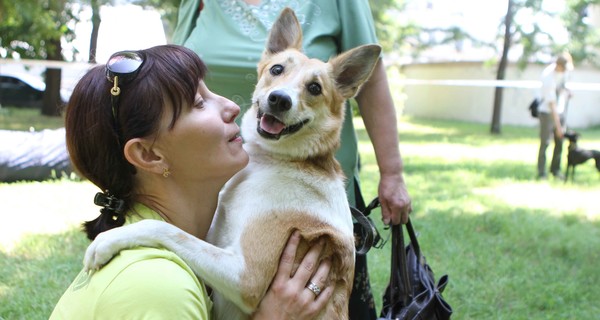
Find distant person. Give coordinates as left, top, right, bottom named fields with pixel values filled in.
left=537, top=52, right=573, bottom=180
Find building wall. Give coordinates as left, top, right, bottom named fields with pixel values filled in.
left=398, top=61, right=600, bottom=128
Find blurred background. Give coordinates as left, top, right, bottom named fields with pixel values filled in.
left=1, top=0, right=600, bottom=130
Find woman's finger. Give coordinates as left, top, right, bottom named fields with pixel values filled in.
left=293, top=237, right=324, bottom=283
left=274, top=230, right=301, bottom=282
left=304, top=258, right=331, bottom=299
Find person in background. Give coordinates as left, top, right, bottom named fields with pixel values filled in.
left=172, top=1, right=412, bottom=318
left=537, top=52, right=573, bottom=180
left=50, top=45, right=334, bottom=319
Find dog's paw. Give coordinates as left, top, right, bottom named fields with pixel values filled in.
left=83, top=231, right=122, bottom=272
left=82, top=220, right=172, bottom=272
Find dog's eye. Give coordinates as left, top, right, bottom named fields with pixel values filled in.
left=270, top=64, right=284, bottom=76
left=307, top=82, right=322, bottom=96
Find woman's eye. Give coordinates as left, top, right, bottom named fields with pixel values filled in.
left=270, top=64, right=284, bottom=76
left=307, top=82, right=322, bottom=96
left=194, top=98, right=205, bottom=109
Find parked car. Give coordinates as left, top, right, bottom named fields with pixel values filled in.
left=0, top=72, right=45, bottom=108
left=0, top=71, right=70, bottom=108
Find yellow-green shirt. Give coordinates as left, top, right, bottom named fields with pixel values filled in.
left=50, top=203, right=212, bottom=319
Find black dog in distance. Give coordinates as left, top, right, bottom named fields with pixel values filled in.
left=563, top=131, right=600, bottom=182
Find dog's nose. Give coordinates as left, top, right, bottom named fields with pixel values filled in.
left=268, top=90, right=292, bottom=112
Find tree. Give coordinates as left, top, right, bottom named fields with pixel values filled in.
left=491, top=0, right=516, bottom=134
left=0, top=0, right=77, bottom=116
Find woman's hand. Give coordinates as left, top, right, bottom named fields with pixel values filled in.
left=252, top=231, right=334, bottom=319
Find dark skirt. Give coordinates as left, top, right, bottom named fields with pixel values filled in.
left=349, top=178, right=377, bottom=320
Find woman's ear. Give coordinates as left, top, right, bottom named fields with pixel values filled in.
left=123, top=138, right=165, bottom=175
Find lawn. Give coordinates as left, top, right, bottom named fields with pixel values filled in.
left=1, top=107, right=599, bottom=319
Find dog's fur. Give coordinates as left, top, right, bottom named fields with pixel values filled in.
left=564, top=131, right=600, bottom=182
left=84, top=8, right=381, bottom=320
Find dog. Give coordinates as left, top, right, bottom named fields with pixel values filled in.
left=83, top=8, right=381, bottom=320
left=564, top=131, right=600, bottom=182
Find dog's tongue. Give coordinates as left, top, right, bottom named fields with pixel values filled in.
left=260, top=114, right=286, bottom=135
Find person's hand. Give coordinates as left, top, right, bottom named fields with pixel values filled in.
left=252, top=231, right=334, bottom=320
left=379, top=172, right=412, bottom=225
left=555, top=127, right=564, bottom=140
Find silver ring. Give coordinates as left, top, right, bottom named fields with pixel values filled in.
left=306, top=281, right=321, bottom=296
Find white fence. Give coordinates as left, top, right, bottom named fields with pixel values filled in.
left=397, top=61, right=600, bottom=128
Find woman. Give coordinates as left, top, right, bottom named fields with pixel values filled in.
left=537, top=53, right=573, bottom=180
left=50, top=45, right=333, bottom=319
left=172, top=1, right=412, bottom=318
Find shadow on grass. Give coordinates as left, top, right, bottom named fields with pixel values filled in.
left=0, top=228, right=88, bottom=319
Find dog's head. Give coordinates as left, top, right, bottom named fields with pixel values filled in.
left=241, top=8, right=381, bottom=159
left=564, top=130, right=580, bottom=144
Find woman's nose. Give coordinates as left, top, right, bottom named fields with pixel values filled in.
left=223, top=99, right=241, bottom=123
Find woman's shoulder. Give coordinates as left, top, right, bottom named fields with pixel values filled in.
left=100, top=247, right=212, bottom=318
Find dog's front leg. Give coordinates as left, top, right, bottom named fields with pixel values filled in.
left=83, top=220, right=249, bottom=312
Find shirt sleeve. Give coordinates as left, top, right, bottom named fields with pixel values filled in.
left=337, top=0, right=380, bottom=52
left=96, top=257, right=210, bottom=320
left=172, top=0, right=202, bottom=45
left=541, top=69, right=557, bottom=104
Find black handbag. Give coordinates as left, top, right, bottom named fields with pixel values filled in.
left=377, top=209, right=452, bottom=320
left=529, top=98, right=542, bottom=118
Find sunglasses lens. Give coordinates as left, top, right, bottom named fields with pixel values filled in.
left=107, top=52, right=144, bottom=77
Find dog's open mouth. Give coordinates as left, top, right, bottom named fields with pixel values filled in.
left=256, top=110, right=309, bottom=140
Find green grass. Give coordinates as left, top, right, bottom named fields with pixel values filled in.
left=0, top=107, right=65, bottom=131
left=1, top=112, right=599, bottom=319
left=359, top=117, right=600, bottom=319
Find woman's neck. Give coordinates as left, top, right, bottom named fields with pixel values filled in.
left=135, top=178, right=224, bottom=240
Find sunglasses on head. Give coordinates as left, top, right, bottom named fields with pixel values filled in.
left=105, top=50, right=145, bottom=118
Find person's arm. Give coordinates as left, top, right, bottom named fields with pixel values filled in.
left=548, top=101, right=564, bottom=139
left=252, top=231, right=334, bottom=319
left=355, top=59, right=412, bottom=225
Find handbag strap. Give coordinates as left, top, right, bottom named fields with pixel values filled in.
left=390, top=217, right=423, bottom=314
left=350, top=197, right=386, bottom=254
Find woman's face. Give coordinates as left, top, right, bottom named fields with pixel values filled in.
left=155, top=80, right=248, bottom=182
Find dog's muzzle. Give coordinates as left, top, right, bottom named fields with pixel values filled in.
left=256, top=109, right=309, bottom=140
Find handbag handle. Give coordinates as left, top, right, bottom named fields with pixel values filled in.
left=390, top=218, right=422, bottom=315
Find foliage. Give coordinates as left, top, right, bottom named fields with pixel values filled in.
left=0, top=0, right=77, bottom=60
left=563, top=0, right=600, bottom=65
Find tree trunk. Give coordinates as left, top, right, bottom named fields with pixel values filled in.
left=490, top=0, right=515, bottom=134
left=89, top=0, right=101, bottom=63
left=42, top=38, right=63, bottom=117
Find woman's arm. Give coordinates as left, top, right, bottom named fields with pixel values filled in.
left=355, top=60, right=412, bottom=225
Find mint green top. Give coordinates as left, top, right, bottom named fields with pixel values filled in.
left=50, top=203, right=212, bottom=319
left=173, top=0, right=379, bottom=204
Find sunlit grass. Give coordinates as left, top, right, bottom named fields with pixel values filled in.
left=359, top=116, right=600, bottom=319
left=0, top=107, right=65, bottom=131
left=1, top=115, right=599, bottom=319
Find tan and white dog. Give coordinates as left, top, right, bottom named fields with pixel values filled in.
left=84, top=8, right=381, bottom=320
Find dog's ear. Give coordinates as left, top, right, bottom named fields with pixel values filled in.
left=329, top=44, right=382, bottom=99
left=265, top=7, right=303, bottom=55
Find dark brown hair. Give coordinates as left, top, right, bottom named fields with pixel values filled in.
left=65, top=45, right=207, bottom=240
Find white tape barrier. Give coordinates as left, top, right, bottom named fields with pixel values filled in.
left=397, top=79, right=600, bottom=91
left=3, top=58, right=600, bottom=91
